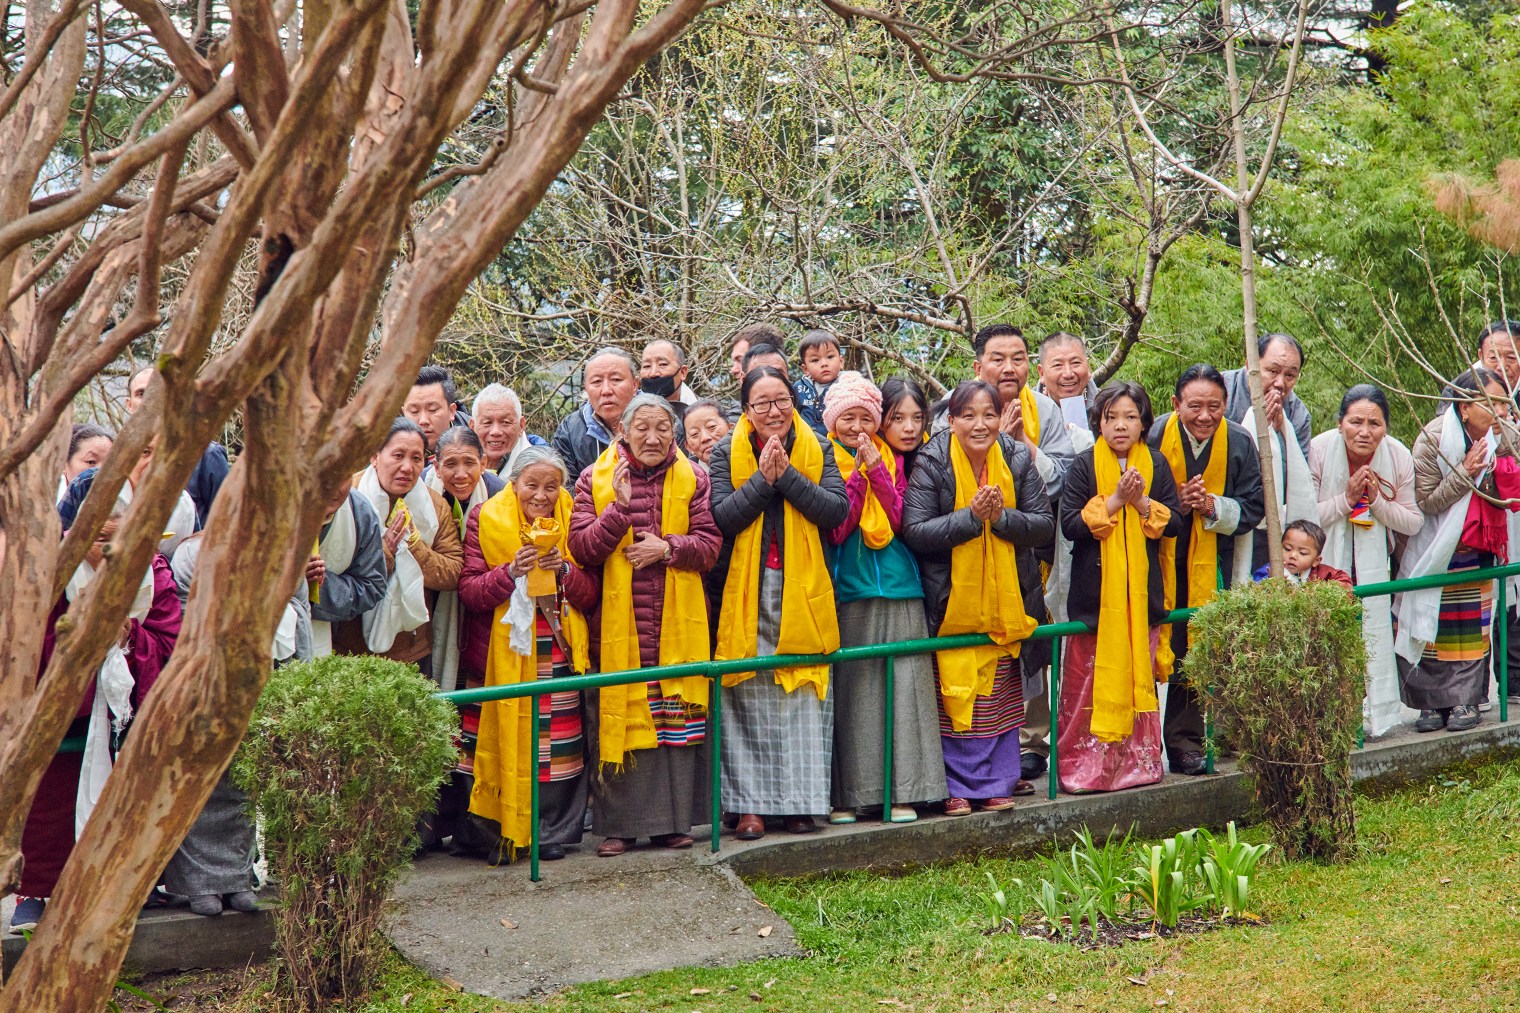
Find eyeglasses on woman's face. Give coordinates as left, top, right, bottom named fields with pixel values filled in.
left=747, top=396, right=794, bottom=416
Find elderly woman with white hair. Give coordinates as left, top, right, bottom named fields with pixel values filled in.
left=471, top=383, right=548, bottom=477
left=458, top=445, right=598, bottom=862
left=569, top=394, right=722, bottom=856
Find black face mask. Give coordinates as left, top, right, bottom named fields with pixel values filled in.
left=640, top=374, right=678, bottom=398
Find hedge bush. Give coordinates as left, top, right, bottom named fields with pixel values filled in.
left=1186, top=578, right=1366, bottom=861
left=233, top=655, right=458, bottom=1009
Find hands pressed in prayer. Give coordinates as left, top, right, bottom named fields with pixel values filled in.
left=1463, top=441, right=1490, bottom=479
left=1178, top=475, right=1212, bottom=515
left=1000, top=399, right=1025, bottom=442
left=1106, top=467, right=1148, bottom=516
left=970, top=484, right=1004, bottom=522
left=305, top=554, right=326, bottom=586
left=759, top=436, right=789, bottom=483
left=855, top=432, right=882, bottom=472
left=1263, top=389, right=1286, bottom=433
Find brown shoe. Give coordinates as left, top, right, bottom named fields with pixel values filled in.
left=784, top=815, right=819, bottom=834
left=1011, top=779, right=1036, bottom=797
left=735, top=814, right=765, bottom=840
left=596, top=837, right=632, bottom=857
left=943, top=797, right=972, bottom=817
left=977, top=797, right=1016, bottom=812
left=652, top=832, right=694, bottom=849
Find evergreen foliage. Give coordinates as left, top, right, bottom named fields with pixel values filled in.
left=1186, top=578, right=1366, bottom=861
left=233, top=656, right=458, bottom=1010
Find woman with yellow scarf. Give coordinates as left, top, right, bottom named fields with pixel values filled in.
left=821, top=372, right=947, bottom=826
left=1056, top=382, right=1183, bottom=793
left=568, top=394, right=722, bottom=858
left=1146, top=364, right=1264, bottom=777
left=458, top=446, right=598, bottom=862
left=902, top=380, right=1054, bottom=816
left=710, top=366, right=849, bottom=841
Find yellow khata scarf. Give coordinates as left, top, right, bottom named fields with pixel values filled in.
left=1156, top=414, right=1228, bottom=674
left=716, top=412, right=839, bottom=699
left=469, top=485, right=589, bottom=854
left=1091, top=439, right=1160, bottom=743
left=1020, top=385, right=1042, bottom=445
left=829, top=434, right=898, bottom=550
left=935, top=435, right=1037, bottom=732
left=590, top=443, right=711, bottom=768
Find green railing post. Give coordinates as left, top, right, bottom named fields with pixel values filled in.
left=530, top=691, right=541, bottom=884
left=1048, top=635, right=1061, bottom=801
left=710, top=673, right=723, bottom=853
left=1498, top=575, right=1509, bottom=724
left=882, top=655, right=896, bottom=819
left=1204, top=701, right=1215, bottom=775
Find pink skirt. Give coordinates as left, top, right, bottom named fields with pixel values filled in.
left=1056, top=629, right=1164, bottom=793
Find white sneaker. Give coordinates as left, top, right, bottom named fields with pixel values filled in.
left=888, top=805, right=918, bottom=823
left=828, top=808, right=857, bottom=825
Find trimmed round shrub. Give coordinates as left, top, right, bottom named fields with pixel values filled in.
left=233, top=655, right=458, bottom=1009
left=1185, top=578, right=1366, bottom=861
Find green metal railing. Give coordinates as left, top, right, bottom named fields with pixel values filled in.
left=436, top=560, right=1520, bottom=882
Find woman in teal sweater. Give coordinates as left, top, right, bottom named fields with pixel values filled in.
left=823, top=373, right=947, bottom=824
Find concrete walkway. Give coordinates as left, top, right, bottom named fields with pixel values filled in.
left=387, top=844, right=802, bottom=1000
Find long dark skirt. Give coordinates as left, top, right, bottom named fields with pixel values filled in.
left=18, top=739, right=84, bottom=897
left=831, top=598, right=946, bottom=808
left=162, top=772, right=258, bottom=896
left=590, top=740, right=708, bottom=839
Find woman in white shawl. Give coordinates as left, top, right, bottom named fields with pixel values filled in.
left=1397, top=369, right=1520, bottom=733
left=1310, top=385, right=1424, bottom=736
left=332, top=418, right=463, bottom=666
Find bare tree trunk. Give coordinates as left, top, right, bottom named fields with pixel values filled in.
left=1223, top=0, right=1284, bottom=577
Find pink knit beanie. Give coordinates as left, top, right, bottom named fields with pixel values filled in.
left=823, top=370, right=883, bottom=434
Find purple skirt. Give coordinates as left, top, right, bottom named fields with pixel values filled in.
left=937, top=656, right=1024, bottom=799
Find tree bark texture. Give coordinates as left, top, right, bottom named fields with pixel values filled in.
left=0, top=1, right=708, bottom=1009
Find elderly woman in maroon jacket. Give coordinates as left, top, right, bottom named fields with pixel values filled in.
left=570, top=393, right=722, bottom=857
left=12, top=511, right=182, bottom=933
left=457, top=446, right=600, bottom=862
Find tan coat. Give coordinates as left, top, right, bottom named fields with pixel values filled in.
left=334, top=481, right=463, bottom=665
left=1410, top=413, right=1516, bottom=517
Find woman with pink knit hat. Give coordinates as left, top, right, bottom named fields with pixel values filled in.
left=823, top=372, right=947, bottom=824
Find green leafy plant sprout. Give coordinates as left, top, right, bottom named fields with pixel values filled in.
left=1196, top=822, right=1271, bottom=919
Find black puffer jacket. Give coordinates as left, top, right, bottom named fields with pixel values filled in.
left=707, top=425, right=849, bottom=601
left=1059, top=447, right=1184, bottom=629
left=901, top=432, right=1055, bottom=678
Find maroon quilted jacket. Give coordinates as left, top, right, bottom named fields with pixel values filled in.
left=456, top=505, right=601, bottom=676
left=568, top=444, right=722, bottom=668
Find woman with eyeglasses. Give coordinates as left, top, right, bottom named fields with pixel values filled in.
left=708, top=365, right=848, bottom=841
left=1309, top=384, right=1422, bottom=736
left=1396, top=370, right=1520, bottom=734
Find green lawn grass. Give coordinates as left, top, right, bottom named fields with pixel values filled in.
left=123, top=762, right=1520, bottom=1012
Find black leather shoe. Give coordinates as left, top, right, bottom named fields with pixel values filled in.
left=1020, top=752, right=1048, bottom=780
left=1172, top=750, right=1208, bottom=776
left=538, top=843, right=567, bottom=861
